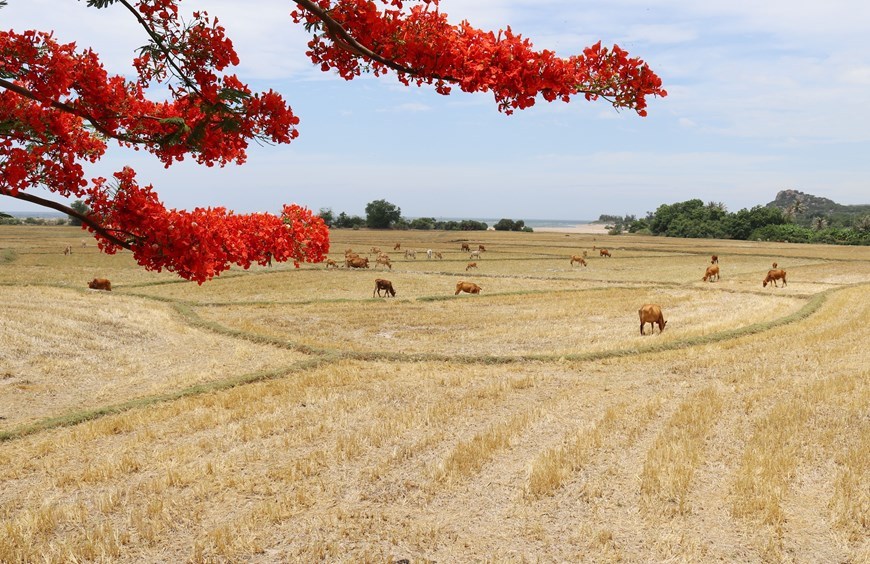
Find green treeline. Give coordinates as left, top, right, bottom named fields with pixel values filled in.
left=606, top=199, right=870, bottom=245
left=319, top=200, right=522, bottom=231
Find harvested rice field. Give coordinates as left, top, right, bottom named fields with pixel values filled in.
left=1, top=225, right=867, bottom=562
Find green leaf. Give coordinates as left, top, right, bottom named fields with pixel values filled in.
left=83, top=0, right=118, bottom=8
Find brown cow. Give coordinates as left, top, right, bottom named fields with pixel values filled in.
left=434, top=251, right=443, bottom=259
left=466, top=262, right=478, bottom=271
left=325, top=259, right=338, bottom=269
left=63, top=245, right=72, bottom=255
left=703, top=264, right=720, bottom=282
left=346, top=256, right=369, bottom=269
left=375, top=256, right=392, bottom=270
left=370, top=246, right=381, bottom=255
left=88, top=278, right=112, bottom=291
left=455, top=281, right=482, bottom=295
left=711, top=255, right=719, bottom=264
left=570, top=255, right=587, bottom=267
left=638, top=304, right=666, bottom=335
left=394, top=243, right=401, bottom=251
left=373, top=278, right=396, bottom=297
left=599, top=249, right=611, bottom=258
left=478, top=244, right=486, bottom=252
left=763, top=269, right=787, bottom=288
left=772, top=262, right=778, bottom=269
left=460, top=243, right=471, bottom=252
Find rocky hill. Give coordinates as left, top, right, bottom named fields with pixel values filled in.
left=766, top=189, right=870, bottom=226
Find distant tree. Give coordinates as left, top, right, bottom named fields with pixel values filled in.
left=494, top=218, right=528, bottom=231
left=333, top=211, right=365, bottom=228
left=364, top=199, right=401, bottom=229
left=409, top=217, right=436, bottom=230
left=318, top=208, right=335, bottom=228
left=459, top=219, right=488, bottom=231
left=812, top=216, right=828, bottom=231
left=66, top=200, right=90, bottom=227
left=784, top=197, right=806, bottom=222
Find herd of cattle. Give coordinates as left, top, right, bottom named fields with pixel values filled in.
left=323, top=245, right=790, bottom=339
left=79, top=241, right=790, bottom=335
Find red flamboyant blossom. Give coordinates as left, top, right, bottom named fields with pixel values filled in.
left=1, top=0, right=665, bottom=283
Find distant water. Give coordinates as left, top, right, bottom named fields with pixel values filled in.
left=3, top=211, right=66, bottom=218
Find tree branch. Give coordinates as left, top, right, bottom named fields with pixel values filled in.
left=114, top=0, right=202, bottom=96
left=291, top=0, right=458, bottom=82
left=290, top=0, right=625, bottom=103
left=0, top=189, right=132, bottom=250
left=0, top=77, right=143, bottom=144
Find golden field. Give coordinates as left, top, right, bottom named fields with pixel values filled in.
left=0, top=225, right=867, bottom=563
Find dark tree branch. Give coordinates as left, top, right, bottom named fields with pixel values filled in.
left=0, top=189, right=132, bottom=250
left=0, top=77, right=145, bottom=144
left=115, top=0, right=202, bottom=95
left=292, top=0, right=459, bottom=82
left=289, top=0, right=620, bottom=103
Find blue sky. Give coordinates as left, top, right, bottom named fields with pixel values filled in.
left=3, top=0, right=869, bottom=220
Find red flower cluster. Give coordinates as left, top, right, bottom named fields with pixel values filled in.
left=1, top=0, right=665, bottom=282
left=292, top=0, right=666, bottom=115
left=84, top=168, right=328, bottom=284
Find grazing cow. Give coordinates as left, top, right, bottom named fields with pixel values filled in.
left=375, top=256, right=392, bottom=270
left=63, top=245, right=72, bottom=255
left=434, top=251, right=443, bottom=259
left=88, top=278, right=112, bottom=291
left=404, top=249, right=417, bottom=259
left=570, top=255, right=587, bottom=267
left=599, top=249, right=611, bottom=258
left=638, top=304, right=667, bottom=335
left=394, top=243, right=401, bottom=251
left=466, top=262, right=478, bottom=271
left=469, top=250, right=481, bottom=260
left=703, top=264, right=720, bottom=282
left=763, top=269, right=787, bottom=288
left=325, top=259, right=338, bottom=269
left=455, top=281, right=482, bottom=295
left=346, top=256, right=370, bottom=269
left=371, top=247, right=381, bottom=255
left=426, top=249, right=433, bottom=260
left=772, top=262, right=778, bottom=269
left=711, top=255, right=719, bottom=264
left=461, top=243, right=471, bottom=252
left=373, top=278, right=396, bottom=298
left=478, top=244, right=486, bottom=252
